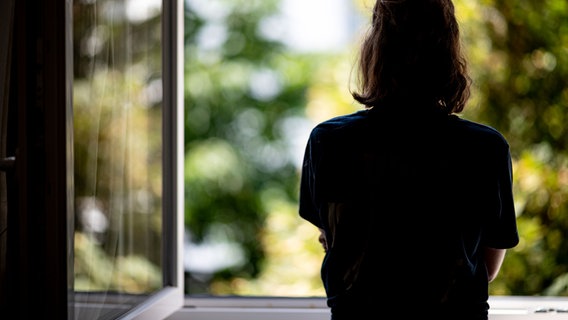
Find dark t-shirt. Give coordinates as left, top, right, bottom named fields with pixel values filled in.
left=299, top=106, right=519, bottom=319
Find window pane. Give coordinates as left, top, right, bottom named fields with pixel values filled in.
left=73, top=0, right=164, bottom=317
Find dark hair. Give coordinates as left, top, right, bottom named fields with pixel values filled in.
left=351, top=0, right=471, bottom=114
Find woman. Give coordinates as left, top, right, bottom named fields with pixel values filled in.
left=298, top=1, right=519, bottom=319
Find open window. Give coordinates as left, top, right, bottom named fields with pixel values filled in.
left=71, top=0, right=184, bottom=318
left=1, top=0, right=183, bottom=318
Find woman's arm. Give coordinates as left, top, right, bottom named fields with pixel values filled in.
left=484, top=246, right=507, bottom=282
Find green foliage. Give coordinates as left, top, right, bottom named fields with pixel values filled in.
left=184, top=0, right=318, bottom=292
left=69, top=0, right=568, bottom=299
left=75, top=233, right=161, bottom=293
left=73, top=0, right=164, bottom=294
left=184, top=0, right=568, bottom=297
left=453, top=0, right=568, bottom=296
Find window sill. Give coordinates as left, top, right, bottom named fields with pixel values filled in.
left=165, top=296, right=568, bottom=320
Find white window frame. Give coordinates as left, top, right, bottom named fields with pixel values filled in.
left=68, top=0, right=184, bottom=318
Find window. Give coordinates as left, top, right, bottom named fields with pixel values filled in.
left=72, top=0, right=183, bottom=318
left=2, top=0, right=184, bottom=317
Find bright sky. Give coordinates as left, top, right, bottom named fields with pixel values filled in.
left=126, top=0, right=161, bottom=22
left=126, top=0, right=365, bottom=53
left=279, top=0, right=364, bottom=52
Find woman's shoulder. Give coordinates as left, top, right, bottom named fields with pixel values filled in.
left=449, top=115, right=510, bottom=148
left=315, top=110, right=369, bottom=129
left=310, top=110, right=370, bottom=138
left=311, top=110, right=368, bottom=141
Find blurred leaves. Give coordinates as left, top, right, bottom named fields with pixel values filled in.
left=184, top=0, right=316, bottom=290
left=75, top=233, right=161, bottom=293
left=455, top=0, right=568, bottom=296
left=73, top=0, right=163, bottom=294
left=71, top=0, right=568, bottom=298
left=185, top=0, right=568, bottom=297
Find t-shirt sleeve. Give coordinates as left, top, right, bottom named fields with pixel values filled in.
left=299, top=128, right=324, bottom=229
left=484, top=141, right=520, bottom=249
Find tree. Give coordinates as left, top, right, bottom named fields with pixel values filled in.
left=184, top=0, right=568, bottom=297
left=466, top=0, right=568, bottom=296
left=183, top=0, right=318, bottom=294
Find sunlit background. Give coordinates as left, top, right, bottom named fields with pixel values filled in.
left=73, top=0, right=568, bottom=301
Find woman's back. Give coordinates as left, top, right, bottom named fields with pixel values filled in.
left=299, top=105, right=518, bottom=319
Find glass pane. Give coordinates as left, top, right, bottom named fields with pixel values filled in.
left=72, top=0, right=164, bottom=317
